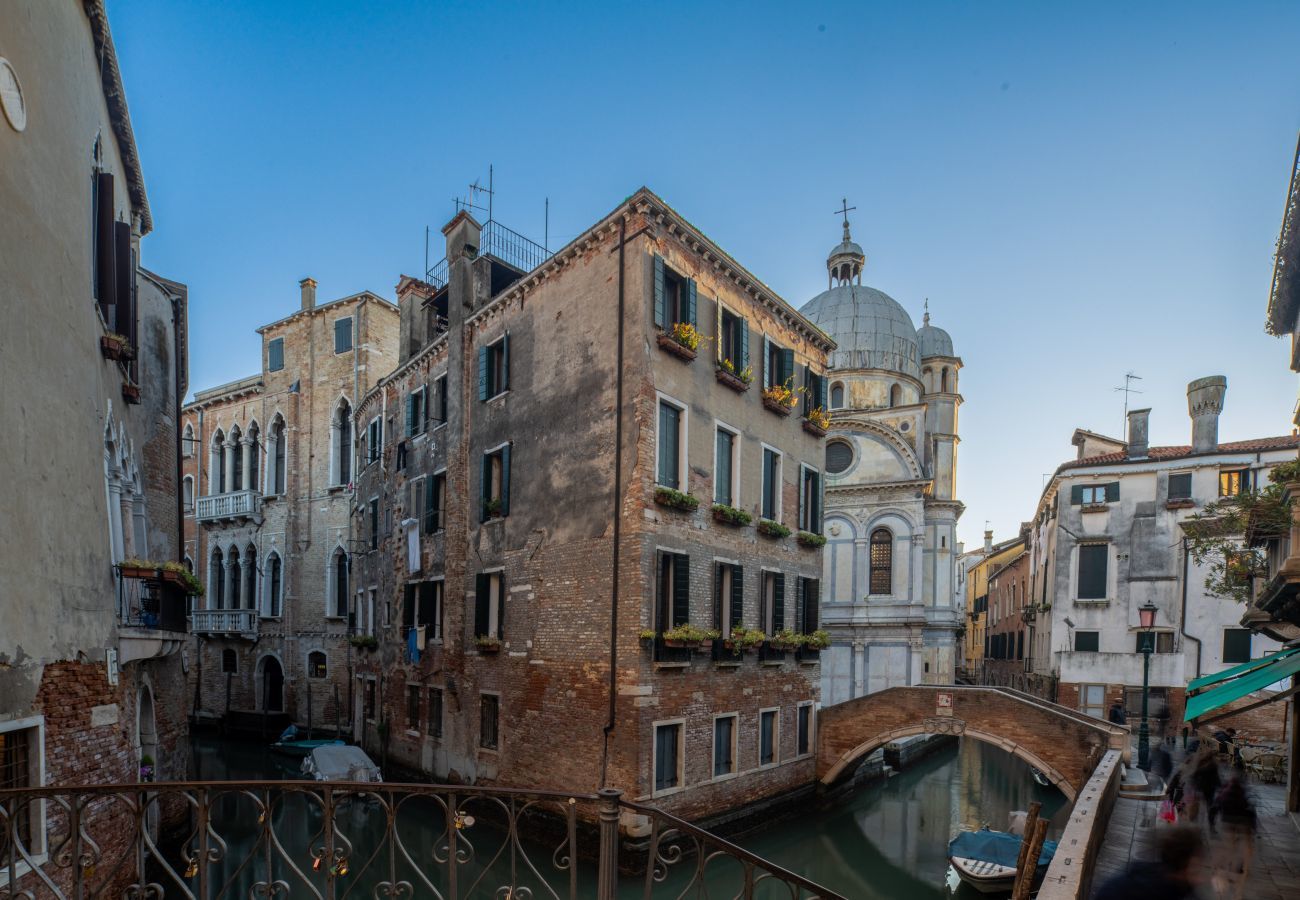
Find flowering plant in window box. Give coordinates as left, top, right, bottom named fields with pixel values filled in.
left=726, top=626, right=766, bottom=651
left=796, top=530, right=827, bottom=548
left=160, top=561, right=204, bottom=596
left=661, top=623, right=711, bottom=648
left=100, top=332, right=135, bottom=362
left=139, top=754, right=155, bottom=783
left=711, top=503, right=752, bottom=527
left=121, top=382, right=142, bottom=404
left=639, top=629, right=658, bottom=646
left=761, top=378, right=799, bottom=416
left=802, top=406, right=831, bottom=436
left=483, top=497, right=503, bottom=519
left=475, top=635, right=503, bottom=652
left=349, top=635, right=378, bottom=651
left=657, top=322, right=707, bottom=361
left=715, top=358, right=753, bottom=392
left=770, top=629, right=806, bottom=650
left=757, top=519, right=791, bottom=539
left=117, top=558, right=161, bottom=580
left=804, top=630, right=831, bottom=650
left=654, top=487, right=699, bottom=512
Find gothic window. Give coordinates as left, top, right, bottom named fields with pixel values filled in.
left=228, top=545, right=242, bottom=609
left=247, top=422, right=260, bottom=492
left=265, top=552, right=282, bottom=617
left=182, top=475, right=194, bottom=512
left=210, top=547, right=225, bottom=609
left=330, top=547, right=349, bottom=619
left=229, top=425, right=243, bottom=491
left=244, top=545, right=257, bottom=610
left=941, top=368, right=950, bottom=393
left=210, top=428, right=225, bottom=495
left=269, top=417, right=286, bottom=495
left=332, top=400, right=352, bottom=486
left=869, top=528, right=893, bottom=595
left=182, top=423, right=195, bottom=458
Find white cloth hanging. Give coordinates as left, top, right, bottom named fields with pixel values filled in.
left=402, top=518, right=419, bottom=573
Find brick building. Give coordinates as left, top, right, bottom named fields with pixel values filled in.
left=350, top=188, right=833, bottom=823
left=983, top=534, right=1031, bottom=688
left=181, top=282, right=399, bottom=732
left=961, top=531, right=1021, bottom=682
left=0, top=1, right=192, bottom=891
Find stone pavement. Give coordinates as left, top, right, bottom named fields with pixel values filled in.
left=1092, top=777, right=1300, bottom=898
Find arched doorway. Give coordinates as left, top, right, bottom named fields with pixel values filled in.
left=259, top=656, right=285, bottom=713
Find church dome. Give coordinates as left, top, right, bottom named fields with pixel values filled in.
left=916, top=309, right=954, bottom=358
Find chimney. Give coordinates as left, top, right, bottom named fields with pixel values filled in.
left=299, top=277, right=317, bottom=310
left=983, top=529, right=993, bottom=554
left=1187, top=376, right=1227, bottom=453
left=1126, top=408, right=1151, bottom=459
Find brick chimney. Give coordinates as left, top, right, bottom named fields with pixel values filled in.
left=984, top=529, right=993, bottom=554
left=300, top=277, right=317, bottom=310
left=1187, top=376, right=1227, bottom=453
left=1126, top=408, right=1151, bottom=459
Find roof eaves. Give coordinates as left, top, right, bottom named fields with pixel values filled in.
left=1267, top=131, right=1300, bottom=336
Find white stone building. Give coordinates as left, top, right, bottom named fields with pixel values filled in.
left=800, top=217, right=965, bottom=704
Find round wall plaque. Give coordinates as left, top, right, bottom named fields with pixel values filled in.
left=0, top=58, right=26, bottom=132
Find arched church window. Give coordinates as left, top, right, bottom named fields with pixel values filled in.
left=941, top=368, right=950, bottom=393
left=830, top=383, right=844, bottom=409
left=825, top=440, right=853, bottom=475
left=869, top=528, right=893, bottom=595
left=889, top=384, right=902, bottom=407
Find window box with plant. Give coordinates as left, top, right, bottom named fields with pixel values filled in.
left=349, top=635, right=378, bottom=651
left=639, top=629, right=658, bottom=647
left=100, top=332, right=135, bottom=362
left=802, top=406, right=831, bottom=437
left=122, top=382, right=141, bottom=404
left=711, top=503, right=752, bottom=527
left=655, top=486, right=699, bottom=512
left=757, top=519, right=791, bottom=539
left=475, top=635, right=502, bottom=653
left=770, top=629, right=805, bottom=651
left=724, top=626, right=766, bottom=652
left=715, top=358, right=753, bottom=392
left=796, top=530, right=827, bottom=548
left=658, top=322, right=706, bottom=361
left=761, top=378, right=799, bottom=417
left=661, top=623, right=716, bottom=649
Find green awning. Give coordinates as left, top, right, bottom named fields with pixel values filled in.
left=1188, top=646, right=1300, bottom=693
left=1185, top=650, right=1300, bottom=722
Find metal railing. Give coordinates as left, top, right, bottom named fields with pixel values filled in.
left=117, top=574, right=187, bottom=633
left=195, top=490, right=260, bottom=523
left=190, top=609, right=259, bottom=637
left=0, top=782, right=843, bottom=899
left=425, top=220, right=553, bottom=290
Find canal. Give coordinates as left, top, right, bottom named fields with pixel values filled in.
left=186, top=735, right=1067, bottom=898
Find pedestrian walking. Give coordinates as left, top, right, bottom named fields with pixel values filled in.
left=1214, top=775, right=1258, bottom=900
left=1152, top=743, right=1173, bottom=782
left=1093, top=825, right=1204, bottom=899
left=1187, top=748, right=1222, bottom=833
left=1109, top=699, right=1127, bottom=725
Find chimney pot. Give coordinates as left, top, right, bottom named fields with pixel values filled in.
left=1187, top=376, right=1227, bottom=453
left=983, top=529, right=993, bottom=554
left=300, top=277, right=317, bottom=310
left=1126, top=408, right=1151, bottom=459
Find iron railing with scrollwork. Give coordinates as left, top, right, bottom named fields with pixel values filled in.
left=0, top=782, right=843, bottom=899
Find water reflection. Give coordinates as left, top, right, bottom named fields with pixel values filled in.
left=187, top=735, right=1066, bottom=899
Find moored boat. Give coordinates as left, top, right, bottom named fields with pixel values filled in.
left=270, top=738, right=344, bottom=758
left=947, top=827, right=1056, bottom=894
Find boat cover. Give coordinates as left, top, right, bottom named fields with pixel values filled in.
left=303, top=744, right=382, bottom=782
left=948, top=828, right=1057, bottom=869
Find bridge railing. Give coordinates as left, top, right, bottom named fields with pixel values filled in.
left=0, top=781, right=844, bottom=900
left=1036, top=750, right=1123, bottom=900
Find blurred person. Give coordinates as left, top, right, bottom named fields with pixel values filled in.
left=1214, top=776, right=1258, bottom=900
left=1093, top=825, right=1204, bottom=899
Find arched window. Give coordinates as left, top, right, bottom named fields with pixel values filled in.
left=229, top=545, right=242, bottom=609
left=269, top=417, right=286, bottom=495
left=889, top=384, right=902, bottom=407
left=210, top=547, right=225, bottom=609
left=830, top=383, right=844, bottom=409
left=182, top=423, right=195, bottom=458
left=183, top=555, right=193, bottom=572
left=308, top=651, right=327, bottom=678
left=869, top=528, right=893, bottom=595
left=941, top=368, right=950, bottom=393
left=210, top=428, right=225, bottom=495
left=265, top=552, right=282, bottom=617
left=332, top=400, right=352, bottom=486
left=247, top=422, right=260, bottom=493
left=330, top=547, right=349, bottom=618
left=244, top=545, right=257, bottom=610
left=229, top=425, right=243, bottom=491
left=182, top=475, right=194, bottom=512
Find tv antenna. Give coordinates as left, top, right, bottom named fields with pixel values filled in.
left=469, top=164, right=495, bottom=221
left=1113, top=372, right=1143, bottom=434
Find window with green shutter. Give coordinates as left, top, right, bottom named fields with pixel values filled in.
left=718, top=306, right=748, bottom=374
left=714, top=426, right=736, bottom=505
left=761, top=571, right=784, bottom=633
left=799, top=466, right=822, bottom=533
left=480, top=445, right=510, bottom=521
left=268, top=338, right=284, bottom=372
left=657, top=401, right=683, bottom=489
left=652, top=254, right=695, bottom=330
left=1074, top=631, right=1100, bottom=652
left=1168, top=472, right=1192, bottom=500
left=334, top=317, right=353, bottom=354
left=406, top=387, right=427, bottom=437
left=474, top=572, right=504, bottom=639
left=657, top=552, right=690, bottom=631
left=1077, top=544, right=1108, bottom=600
left=1222, top=628, right=1252, bottom=664
left=761, top=448, right=781, bottom=520
left=478, top=335, right=509, bottom=400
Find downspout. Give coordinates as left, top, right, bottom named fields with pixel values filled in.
left=1180, top=537, right=1202, bottom=678
left=600, top=215, right=628, bottom=788
left=171, top=294, right=185, bottom=561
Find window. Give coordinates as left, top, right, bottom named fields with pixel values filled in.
left=474, top=572, right=504, bottom=640
left=182, top=475, right=194, bottom=512
left=657, top=399, right=685, bottom=490
left=480, top=444, right=511, bottom=521
left=182, top=424, right=195, bottom=458
left=211, top=428, right=227, bottom=495
left=308, top=651, right=326, bottom=678
left=1135, top=632, right=1175, bottom=653
left=761, top=447, right=781, bottom=520
left=717, top=306, right=748, bottom=373
left=428, top=688, right=444, bottom=738
left=221, top=649, right=237, bottom=673
left=760, top=571, right=785, bottom=634
left=478, top=335, right=510, bottom=400
left=714, top=563, right=743, bottom=634
left=433, top=375, right=448, bottom=424
left=797, top=577, right=820, bottom=633
left=406, top=387, right=427, bottom=437
left=1074, top=631, right=1100, bottom=652
left=210, top=547, right=225, bottom=608
left=1079, top=684, right=1105, bottom=718
left=407, top=684, right=421, bottom=730
left=331, top=548, right=349, bottom=618
left=229, top=547, right=242, bottom=609
left=762, top=337, right=794, bottom=391
left=1072, top=483, right=1118, bottom=505
left=1125, top=687, right=1168, bottom=719
left=830, top=383, right=844, bottom=409
left=480, top=694, right=500, bottom=750
left=269, top=418, right=286, bottom=494
left=713, top=715, right=737, bottom=778
left=759, top=709, right=778, bottom=767
left=714, top=426, right=738, bottom=505
left=869, top=529, right=893, bottom=595
left=247, top=423, right=260, bottom=490
left=267, top=337, right=284, bottom=372
left=261, top=552, right=282, bottom=617
left=419, top=580, right=443, bottom=642
left=802, top=367, right=827, bottom=417
left=1081, top=485, right=1107, bottom=504
left=1077, top=544, right=1108, bottom=600
left=368, top=499, right=379, bottom=550
left=334, top=317, right=353, bottom=354
left=363, top=679, right=376, bottom=721
left=410, top=476, right=426, bottom=528
left=1220, top=469, right=1249, bottom=497
left=426, top=471, right=446, bottom=533
left=889, top=384, right=902, bottom=407
left=1222, top=628, right=1252, bottom=664
left=796, top=704, right=812, bottom=756
left=332, top=400, right=352, bottom=486
left=657, top=551, right=691, bottom=634
left=653, top=255, right=695, bottom=330
left=799, top=465, right=822, bottom=533
left=366, top=417, right=383, bottom=464
left=653, top=721, right=683, bottom=791
left=1168, top=472, right=1192, bottom=501
left=0, top=720, right=42, bottom=866
left=825, top=440, right=852, bottom=475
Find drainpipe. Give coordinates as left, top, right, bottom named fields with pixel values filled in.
left=600, top=215, right=628, bottom=788
left=171, top=294, right=185, bottom=561
left=1180, top=537, right=1202, bottom=678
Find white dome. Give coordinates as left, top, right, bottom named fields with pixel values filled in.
left=800, top=284, right=920, bottom=379
left=917, top=321, right=954, bottom=358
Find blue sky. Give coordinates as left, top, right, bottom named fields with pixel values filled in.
left=108, top=0, right=1300, bottom=549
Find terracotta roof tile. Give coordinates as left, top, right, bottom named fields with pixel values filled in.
left=1065, top=435, right=1300, bottom=469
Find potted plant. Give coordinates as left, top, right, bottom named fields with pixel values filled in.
left=796, top=530, right=827, bottom=548
left=349, top=634, right=378, bottom=651
left=757, top=519, right=791, bottom=539
left=802, top=406, right=831, bottom=437
left=639, top=629, right=657, bottom=647
left=804, top=630, right=831, bottom=650
left=122, top=382, right=142, bottom=404
left=761, top=377, right=799, bottom=416
left=661, top=623, right=709, bottom=649
left=139, top=754, right=155, bottom=783
left=725, top=626, right=766, bottom=652
left=711, top=503, right=753, bottom=527
left=161, top=561, right=204, bottom=597
left=117, top=558, right=160, bottom=580
left=654, top=487, right=699, bottom=512
left=475, top=635, right=502, bottom=653
left=770, top=629, right=805, bottom=651
left=100, top=332, right=135, bottom=362
left=657, top=322, right=706, bottom=361
left=714, top=358, right=753, bottom=392
left=483, top=497, right=503, bottom=519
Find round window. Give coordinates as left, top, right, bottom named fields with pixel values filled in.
left=900, top=421, right=911, bottom=432
left=826, top=439, right=853, bottom=474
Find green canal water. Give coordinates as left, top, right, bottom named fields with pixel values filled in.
left=186, top=735, right=1067, bottom=898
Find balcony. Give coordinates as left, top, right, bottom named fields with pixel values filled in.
left=195, top=489, right=260, bottom=523
left=191, top=608, right=259, bottom=638
left=116, top=568, right=189, bottom=665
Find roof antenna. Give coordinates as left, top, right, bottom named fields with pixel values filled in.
left=469, top=165, right=495, bottom=222
left=1113, top=372, right=1143, bottom=435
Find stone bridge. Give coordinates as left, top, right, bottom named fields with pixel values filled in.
left=816, top=685, right=1128, bottom=802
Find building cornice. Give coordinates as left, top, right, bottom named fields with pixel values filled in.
left=84, top=1, right=151, bottom=233
left=185, top=375, right=263, bottom=410
left=255, top=291, right=395, bottom=335
left=358, top=332, right=449, bottom=418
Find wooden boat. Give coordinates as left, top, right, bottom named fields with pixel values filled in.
left=1031, top=767, right=1052, bottom=787
left=948, top=827, right=1056, bottom=894
left=270, top=738, right=344, bottom=758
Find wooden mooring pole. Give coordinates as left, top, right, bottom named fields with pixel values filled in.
left=1013, top=815, right=1049, bottom=900
left=1011, top=801, right=1041, bottom=900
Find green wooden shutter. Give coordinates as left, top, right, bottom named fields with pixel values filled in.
left=762, top=336, right=772, bottom=388
left=815, top=471, right=824, bottom=531
left=773, top=573, right=785, bottom=631
left=423, top=476, right=435, bottom=533
left=805, top=579, right=820, bottom=631
left=477, top=347, right=489, bottom=400
left=780, top=348, right=795, bottom=386
left=1105, top=482, right=1120, bottom=502
left=475, top=573, right=490, bottom=637
left=686, top=279, right=697, bottom=327
left=729, top=564, right=744, bottom=630
left=499, top=445, right=511, bottom=517
left=761, top=449, right=773, bottom=518
left=794, top=578, right=805, bottom=635
left=713, top=564, right=724, bottom=630
left=1070, top=485, right=1084, bottom=505
left=798, top=466, right=806, bottom=530
left=740, top=319, right=750, bottom=371
left=479, top=453, right=490, bottom=522
left=495, top=576, right=505, bottom=639
left=802, top=365, right=812, bottom=415
left=715, top=299, right=723, bottom=361
left=501, top=334, right=510, bottom=392
left=653, top=254, right=666, bottom=329
left=406, top=394, right=415, bottom=436
left=672, top=554, right=690, bottom=627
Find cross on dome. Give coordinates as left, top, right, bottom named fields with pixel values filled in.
left=827, top=197, right=866, bottom=288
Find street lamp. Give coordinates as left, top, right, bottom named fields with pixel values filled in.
left=1137, top=601, right=1158, bottom=770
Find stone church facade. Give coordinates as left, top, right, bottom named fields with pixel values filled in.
left=800, top=218, right=965, bottom=704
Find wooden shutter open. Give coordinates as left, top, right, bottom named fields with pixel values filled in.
left=772, top=573, right=785, bottom=632
left=653, top=254, right=666, bottom=329
left=114, top=221, right=133, bottom=352
left=501, top=334, right=510, bottom=392
left=762, top=336, right=772, bottom=389
left=474, top=573, right=490, bottom=637
left=95, top=172, right=116, bottom=323
left=477, top=347, right=489, bottom=400
left=713, top=564, right=724, bottom=630
left=1070, top=485, right=1084, bottom=505
left=1105, top=482, right=1120, bottom=502
left=715, top=300, right=723, bottom=361
left=686, top=279, right=697, bottom=327
left=804, top=579, right=820, bottom=632
left=479, top=453, right=490, bottom=522
left=499, top=445, right=511, bottom=517
left=780, top=348, right=795, bottom=386
left=729, top=564, right=744, bottom=631
left=740, top=319, right=749, bottom=371
left=423, top=476, right=436, bottom=533
left=672, top=553, right=690, bottom=627
left=403, top=584, right=416, bottom=629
